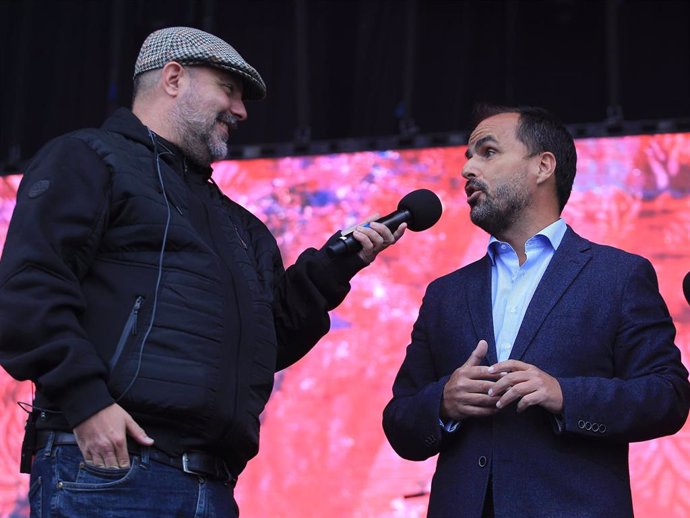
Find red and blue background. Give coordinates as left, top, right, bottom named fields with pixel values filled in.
left=0, top=131, right=688, bottom=517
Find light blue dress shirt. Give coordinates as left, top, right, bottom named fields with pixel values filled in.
left=440, top=219, right=567, bottom=432
left=488, top=219, right=567, bottom=361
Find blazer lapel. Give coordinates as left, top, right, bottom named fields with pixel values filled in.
left=465, top=255, right=498, bottom=365
left=509, top=227, right=592, bottom=361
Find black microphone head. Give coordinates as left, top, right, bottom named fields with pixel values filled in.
left=683, top=271, right=690, bottom=306
left=397, top=189, right=443, bottom=232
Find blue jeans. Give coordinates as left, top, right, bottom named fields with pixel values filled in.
left=29, top=435, right=239, bottom=518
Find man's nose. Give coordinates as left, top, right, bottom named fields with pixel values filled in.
left=230, top=100, right=247, bottom=122
left=461, top=162, right=476, bottom=180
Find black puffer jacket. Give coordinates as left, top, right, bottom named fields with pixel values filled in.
left=0, top=108, right=366, bottom=475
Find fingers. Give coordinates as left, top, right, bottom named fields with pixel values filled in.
left=447, top=354, right=564, bottom=418
left=463, top=340, right=489, bottom=368
left=486, top=363, right=564, bottom=414
left=488, top=359, right=523, bottom=374
left=391, top=222, right=407, bottom=240
left=104, top=448, right=124, bottom=469
left=353, top=221, right=402, bottom=263
left=100, top=434, right=129, bottom=468
left=73, top=403, right=154, bottom=469
left=82, top=450, right=94, bottom=465
left=496, top=381, right=550, bottom=413
left=488, top=363, right=532, bottom=409
left=354, top=221, right=395, bottom=247
left=78, top=434, right=129, bottom=468
left=126, top=417, right=155, bottom=447
left=108, top=433, right=131, bottom=468
left=442, top=342, right=501, bottom=421
left=441, top=384, right=500, bottom=421
left=490, top=377, right=529, bottom=410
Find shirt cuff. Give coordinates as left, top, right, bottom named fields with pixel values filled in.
left=439, top=418, right=460, bottom=433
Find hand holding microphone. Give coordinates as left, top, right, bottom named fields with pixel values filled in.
left=326, top=189, right=443, bottom=259
left=347, top=220, right=407, bottom=264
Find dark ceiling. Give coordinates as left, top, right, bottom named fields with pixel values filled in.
left=1, top=0, right=689, bottom=171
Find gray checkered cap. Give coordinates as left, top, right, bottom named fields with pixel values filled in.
left=134, top=26, right=266, bottom=100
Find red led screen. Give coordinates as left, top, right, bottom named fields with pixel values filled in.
left=0, top=133, right=688, bottom=517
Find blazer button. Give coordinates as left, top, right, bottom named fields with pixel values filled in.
left=592, top=423, right=600, bottom=432
left=599, top=424, right=607, bottom=433
left=478, top=456, right=488, bottom=468
left=585, top=421, right=593, bottom=431
left=578, top=420, right=585, bottom=429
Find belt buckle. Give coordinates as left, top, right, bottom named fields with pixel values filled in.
left=182, top=451, right=232, bottom=483
left=181, top=453, right=196, bottom=475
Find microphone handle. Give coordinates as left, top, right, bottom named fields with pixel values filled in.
left=326, top=209, right=411, bottom=257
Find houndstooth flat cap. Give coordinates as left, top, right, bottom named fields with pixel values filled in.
left=134, top=26, right=266, bottom=100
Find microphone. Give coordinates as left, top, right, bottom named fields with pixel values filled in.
left=683, top=271, right=690, bottom=306
left=326, top=189, right=443, bottom=257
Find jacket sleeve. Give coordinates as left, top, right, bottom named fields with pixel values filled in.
left=557, top=257, right=690, bottom=442
left=272, top=233, right=369, bottom=371
left=382, top=288, right=453, bottom=461
left=0, top=136, right=115, bottom=428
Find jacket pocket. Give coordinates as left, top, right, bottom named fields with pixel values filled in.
left=109, top=295, right=144, bottom=372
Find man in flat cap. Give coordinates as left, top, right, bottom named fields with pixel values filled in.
left=0, top=26, right=405, bottom=517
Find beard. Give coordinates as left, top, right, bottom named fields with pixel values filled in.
left=171, top=90, right=238, bottom=166
left=469, top=175, right=530, bottom=237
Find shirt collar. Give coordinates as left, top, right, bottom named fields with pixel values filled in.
left=487, top=218, right=567, bottom=264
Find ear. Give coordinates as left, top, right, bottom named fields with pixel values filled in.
left=160, top=61, right=186, bottom=98
left=535, top=151, right=557, bottom=185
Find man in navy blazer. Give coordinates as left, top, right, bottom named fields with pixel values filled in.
left=382, top=105, right=690, bottom=518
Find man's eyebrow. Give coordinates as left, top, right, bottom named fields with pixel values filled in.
left=465, top=135, right=497, bottom=159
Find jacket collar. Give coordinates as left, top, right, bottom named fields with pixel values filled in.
left=465, top=255, right=498, bottom=365
left=467, top=226, right=592, bottom=364
left=101, top=108, right=214, bottom=181
left=509, top=226, right=592, bottom=361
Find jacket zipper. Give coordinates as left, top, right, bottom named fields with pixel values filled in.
left=108, top=295, right=144, bottom=372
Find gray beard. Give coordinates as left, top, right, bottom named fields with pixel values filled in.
left=170, top=96, right=235, bottom=167
left=470, top=183, right=530, bottom=237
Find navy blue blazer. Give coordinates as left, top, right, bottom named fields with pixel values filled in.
left=383, top=227, right=690, bottom=518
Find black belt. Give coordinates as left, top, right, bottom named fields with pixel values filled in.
left=35, top=431, right=235, bottom=484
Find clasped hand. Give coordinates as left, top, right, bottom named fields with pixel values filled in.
left=441, top=340, right=563, bottom=422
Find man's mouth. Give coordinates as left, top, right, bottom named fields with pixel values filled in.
left=219, top=114, right=238, bottom=129
left=215, top=119, right=229, bottom=134
left=465, top=183, right=485, bottom=206
left=217, top=115, right=238, bottom=137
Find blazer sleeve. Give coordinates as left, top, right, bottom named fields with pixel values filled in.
left=382, top=287, right=453, bottom=461
left=558, top=256, right=690, bottom=442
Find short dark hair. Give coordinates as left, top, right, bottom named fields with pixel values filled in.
left=472, top=104, right=577, bottom=212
